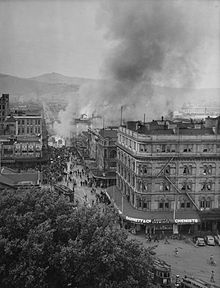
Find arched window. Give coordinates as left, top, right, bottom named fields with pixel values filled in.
left=183, top=165, right=192, bottom=175
left=132, top=161, right=135, bottom=171
left=110, top=150, right=116, bottom=159
left=128, top=157, right=131, bottom=168
left=165, top=165, right=170, bottom=175
left=181, top=181, right=192, bottom=191
left=203, top=165, right=212, bottom=175
left=201, top=181, right=212, bottom=191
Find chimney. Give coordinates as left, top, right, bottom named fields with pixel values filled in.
left=161, top=116, right=164, bottom=122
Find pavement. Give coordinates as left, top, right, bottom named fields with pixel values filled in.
left=61, top=160, right=103, bottom=207
left=128, top=233, right=220, bottom=286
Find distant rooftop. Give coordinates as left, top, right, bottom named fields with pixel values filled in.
left=125, top=116, right=220, bottom=136
left=99, top=128, right=118, bottom=138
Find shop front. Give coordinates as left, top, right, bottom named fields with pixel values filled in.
left=121, top=216, right=200, bottom=236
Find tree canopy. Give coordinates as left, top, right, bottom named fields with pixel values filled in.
left=0, top=188, right=154, bottom=288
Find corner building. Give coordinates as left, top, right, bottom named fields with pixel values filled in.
left=116, top=118, right=220, bottom=234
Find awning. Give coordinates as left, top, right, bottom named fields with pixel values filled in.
left=106, top=186, right=200, bottom=224
left=199, top=208, right=220, bottom=221
left=91, top=170, right=116, bottom=180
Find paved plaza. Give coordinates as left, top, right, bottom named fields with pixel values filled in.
left=128, top=233, right=220, bottom=286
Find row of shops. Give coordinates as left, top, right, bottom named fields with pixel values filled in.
left=105, top=186, right=220, bottom=236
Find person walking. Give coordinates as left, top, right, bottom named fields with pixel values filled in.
left=210, top=270, right=215, bottom=283
left=175, top=248, right=179, bottom=257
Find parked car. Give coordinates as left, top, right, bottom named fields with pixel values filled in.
left=193, top=236, right=206, bottom=246
left=204, top=235, right=215, bottom=246
left=214, top=235, right=220, bottom=246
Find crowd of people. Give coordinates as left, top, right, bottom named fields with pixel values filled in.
left=41, top=147, right=69, bottom=185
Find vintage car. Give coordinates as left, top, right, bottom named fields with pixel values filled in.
left=204, top=235, right=215, bottom=246
left=193, top=236, right=206, bottom=246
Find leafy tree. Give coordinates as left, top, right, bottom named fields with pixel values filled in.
left=0, top=188, right=154, bottom=288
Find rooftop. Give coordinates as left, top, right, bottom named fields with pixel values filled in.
left=125, top=117, right=220, bottom=136
left=99, top=128, right=118, bottom=139
left=0, top=167, right=40, bottom=187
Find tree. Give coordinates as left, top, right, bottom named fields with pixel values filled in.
left=0, top=188, right=154, bottom=288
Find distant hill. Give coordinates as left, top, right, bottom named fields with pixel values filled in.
left=0, top=73, right=79, bottom=103
left=29, top=72, right=99, bottom=86
left=0, top=72, right=219, bottom=110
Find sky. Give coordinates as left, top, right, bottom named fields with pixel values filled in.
left=0, top=0, right=219, bottom=88
left=0, top=0, right=109, bottom=79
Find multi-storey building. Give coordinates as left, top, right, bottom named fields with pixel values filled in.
left=0, top=94, right=48, bottom=169
left=0, top=94, right=9, bottom=125
left=113, top=117, right=220, bottom=234
left=13, top=113, right=42, bottom=136
left=86, top=127, right=118, bottom=187
left=0, top=135, right=43, bottom=168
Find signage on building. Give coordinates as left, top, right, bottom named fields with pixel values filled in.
left=175, top=219, right=199, bottom=224
left=125, top=216, right=151, bottom=224
left=123, top=216, right=199, bottom=225
left=151, top=218, right=171, bottom=224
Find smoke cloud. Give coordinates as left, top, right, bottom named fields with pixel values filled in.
left=55, top=0, right=219, bottom=137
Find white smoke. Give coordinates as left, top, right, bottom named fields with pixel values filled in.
left=55, top=0, right=219, bottom=134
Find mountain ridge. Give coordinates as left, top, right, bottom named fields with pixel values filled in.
left=0, top=72, right=219, bottom=108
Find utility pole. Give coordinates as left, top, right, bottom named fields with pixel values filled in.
left=120, top=106, right=123, bottom=126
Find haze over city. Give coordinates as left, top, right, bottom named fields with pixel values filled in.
left=0, top=1, right=220, bottom=287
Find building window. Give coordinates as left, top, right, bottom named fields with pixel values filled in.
left=180, top=202, right=185, bottom=208
left=182, top=144, right=193, bottom=152
left=164, top=202, right=169, bottom=209
left=180, top=201, right=191, bottom=209
left=165, top=165, right=171, bottom=175
left=22, top=120, right=25, bottom=125
left=143, top=181, right=150, bottom=192
left=201, top=182, right=212, bottom=191
left=110, top=150, right=116, bottom=159
left=159, top=202, right=164, bottom=209
left=143, top=200, right=150, bottom=209
left=160, top=181, right=170, bottom=191
left=137, top=197, right=142, bottom=208
left=202, top=145, right=213, bottom=153
left=183, top=165, right=192, bottom=175
left=158, top=201, right=170, bottom=210
left=132, top=161, right=135, bottom=171
left=202, top=165, right=212, bottom=175
left=181, top=182, right=192, bottom=191
left=200, top=197, right=212, bottom=209
left=156, top=145, right=161, bottom=152
left=143, top=165, right=148, bottom=174
left=171, top=145, right=176, bottom=152
left=27, top=127, right=29, bottom=134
